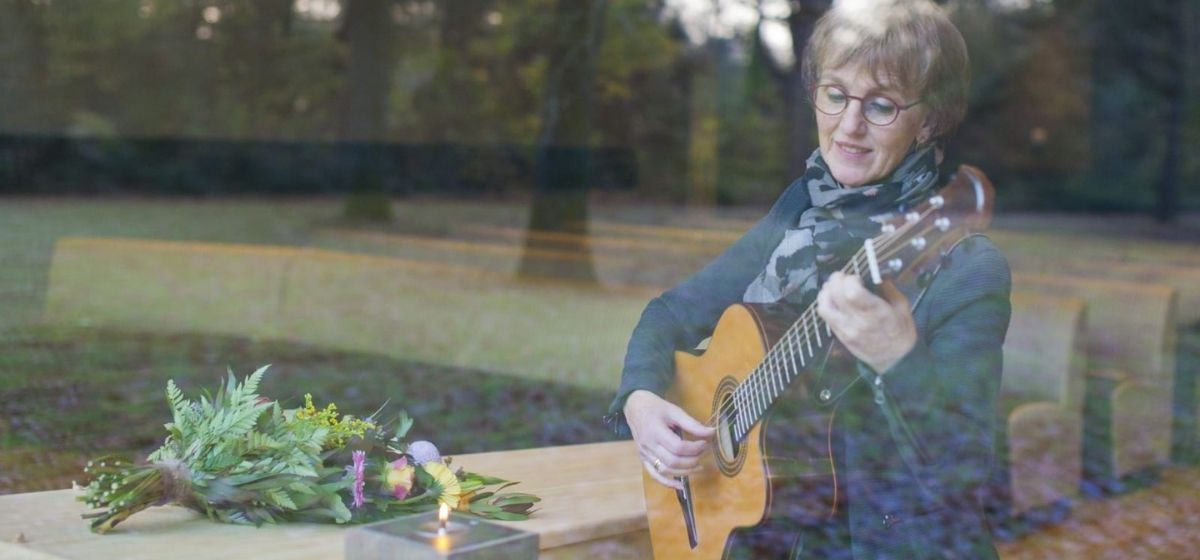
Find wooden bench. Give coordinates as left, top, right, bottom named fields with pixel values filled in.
left=275, top=245, right=649, bottom=390
left=1000, top=251, right=1200, bottom=465
left=42, top=237, right=652, bottom=391
left=572, top=221, right=1200, bottom=273
left=1002, top=251, right=1200, bottom=329
left=0, top=441, right=649, bottom=560
left=1011, top=272, right=1178, bottom=494
left=990, top=229, right=1200, bottom=270
left=989, top=291, right=1088, bottom=523
left=315, top=227, right=711, bottom=292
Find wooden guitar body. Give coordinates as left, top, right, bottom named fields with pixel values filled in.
left=645, top=303, right=838, bottom=560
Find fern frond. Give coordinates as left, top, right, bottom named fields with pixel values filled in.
left=243, top=365, right=268, bottom=398
left=166, top=380, right=187, bottom=427
left=266, top=488, right=297, bottom=510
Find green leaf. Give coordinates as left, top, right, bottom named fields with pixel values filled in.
left=244, top=365, right=269, bottom=397
left=493, top=493, right=541, bottom=506
left=468, top=491, right=495, bottom=503
left=489, top=481, right=520, bottom=493
left=464, top=472, right=511, bottom=486
left=458, top=479, right=485, bottom=494
left=326, top=494, right=352, bottom=523
left=394, top=411, right=414, bottom=440
left=287, top=482, right=317, bottom=496
left=488, top=511, right=535, bottom=521
left=469, top=502, right=503, bottom=513
left=266, top=488, right=297, bottom=510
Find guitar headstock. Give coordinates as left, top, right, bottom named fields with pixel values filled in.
left=860, top=165, right=994, bottom=286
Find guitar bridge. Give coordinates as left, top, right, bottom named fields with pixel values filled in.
left=675, top=475, right=699, bottom=549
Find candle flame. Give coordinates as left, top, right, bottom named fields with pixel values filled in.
left=439, top=503, right=449, bottom=525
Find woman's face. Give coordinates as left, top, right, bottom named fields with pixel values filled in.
left=815, top=64, right=931, bottom=187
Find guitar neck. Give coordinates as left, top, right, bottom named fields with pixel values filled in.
left=728, top=278, right=834, bottom=445
left=729, top=173, right=989, bottom=441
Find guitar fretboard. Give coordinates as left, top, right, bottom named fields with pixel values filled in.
left=725, top=209, right=945, bottom=444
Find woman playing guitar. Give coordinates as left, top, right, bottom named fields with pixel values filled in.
left=607, top=1, right=1010, bottom=558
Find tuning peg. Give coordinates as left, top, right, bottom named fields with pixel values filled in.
left=910, top=237, right=927, bottom=251
left=905, top=212, right=920, bottom=223
left=930, top=195, right=945, bottom=209
left=888, top=258, right=903, bottom=273
left=935, top=217, right=951, bottom=231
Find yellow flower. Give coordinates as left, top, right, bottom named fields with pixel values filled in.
left=422, top=462, right=461, bottom=509
left=296, top=394, right=318, bottom=420
left=292, top=394, right=374, bottom=449
left=456, top=490, right=476, bottom=511
left=383, top=458, right=416, bottom=500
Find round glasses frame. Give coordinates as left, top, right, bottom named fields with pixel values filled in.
left=809, top=84, right=923, bottom=127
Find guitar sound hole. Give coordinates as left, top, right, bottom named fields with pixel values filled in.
left=712, top=377, right=748, bottom=475
left=717, top=393, right=740, bottom=462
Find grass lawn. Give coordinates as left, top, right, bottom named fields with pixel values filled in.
left=0, top=325, right=617, bottom=494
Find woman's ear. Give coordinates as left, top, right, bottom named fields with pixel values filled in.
left=917, top=118, right=936, bottom=145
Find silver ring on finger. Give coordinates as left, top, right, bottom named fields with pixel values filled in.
left=653, top=457, right=664, bottom=472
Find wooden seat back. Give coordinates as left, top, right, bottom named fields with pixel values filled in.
left=1004, top=291, right=1088, bottom=410
left=1012, top=272, right=1177, bottom=387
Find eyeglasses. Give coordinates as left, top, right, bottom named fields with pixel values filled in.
left=810, top=84, right=923, bottom=127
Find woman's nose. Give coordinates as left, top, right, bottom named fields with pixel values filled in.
left=838, top=100, right=868, bottom=135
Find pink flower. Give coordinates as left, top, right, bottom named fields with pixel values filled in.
left=351, top=450, right=366, bottom=509
left=383, top=457, right=415, bottom=500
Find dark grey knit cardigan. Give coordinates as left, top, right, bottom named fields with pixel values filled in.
left=608, top=173, right=1011, bottom=559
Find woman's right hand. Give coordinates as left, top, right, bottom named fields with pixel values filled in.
left=623, top=389, right=715, bottom=490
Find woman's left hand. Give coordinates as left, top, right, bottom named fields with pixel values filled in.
left=816, top=271, right=917, bottom=373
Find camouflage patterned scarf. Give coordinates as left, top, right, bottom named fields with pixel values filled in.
left=743, top=145, right=940, bottom=307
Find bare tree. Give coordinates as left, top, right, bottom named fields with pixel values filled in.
left=1155, top=0, right=1185, bottom=222
left=518, top=0, right=610, bottom=281
left=750, top=0, right=831, bottom=179
left=338, top=0, right=397, bottom=221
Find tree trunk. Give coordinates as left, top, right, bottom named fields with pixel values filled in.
left=339, top=0, right=392, bottom=142
left=338, top=0, right=395, bottom=221
left=1154, top=0, right=1185, bottom=222
left=755, top=1, right=829, bottom=181
left=783, top=2, right=826, bottom=179
left=1087, top=0, right=1180, bottom=216
left=687, top=49, right=719, bottom=206
left=518, top=0, right=609, bottom=282
left=420, top=0, right=495, bottom=141
left=0, top=0, right=51, bottom=132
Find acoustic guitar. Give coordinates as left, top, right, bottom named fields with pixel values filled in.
left=643, top=165, right=995, bottom=559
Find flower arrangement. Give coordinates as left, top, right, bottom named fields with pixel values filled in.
left=77, top=366, right=539, bottom=533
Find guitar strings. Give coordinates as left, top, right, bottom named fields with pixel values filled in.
left=708, top=216, right=944, bottom=433
left=701, top=209, right=947, bottom=433
left=708, top=219, right=941, bottom=435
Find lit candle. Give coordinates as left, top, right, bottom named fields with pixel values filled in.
left=345, top=507, right=537, bottom=559
left=437, top=503, right=449, bottom=536
left=433, top=532, right=451, bottom=554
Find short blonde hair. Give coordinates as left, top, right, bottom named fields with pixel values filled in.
left=801, top=0, right=969, bottom=140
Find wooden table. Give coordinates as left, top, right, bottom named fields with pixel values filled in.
left=0, top=441, right=651, bottom=559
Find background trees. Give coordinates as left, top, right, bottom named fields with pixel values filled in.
left=0, top=0, right=1195, bottom=218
